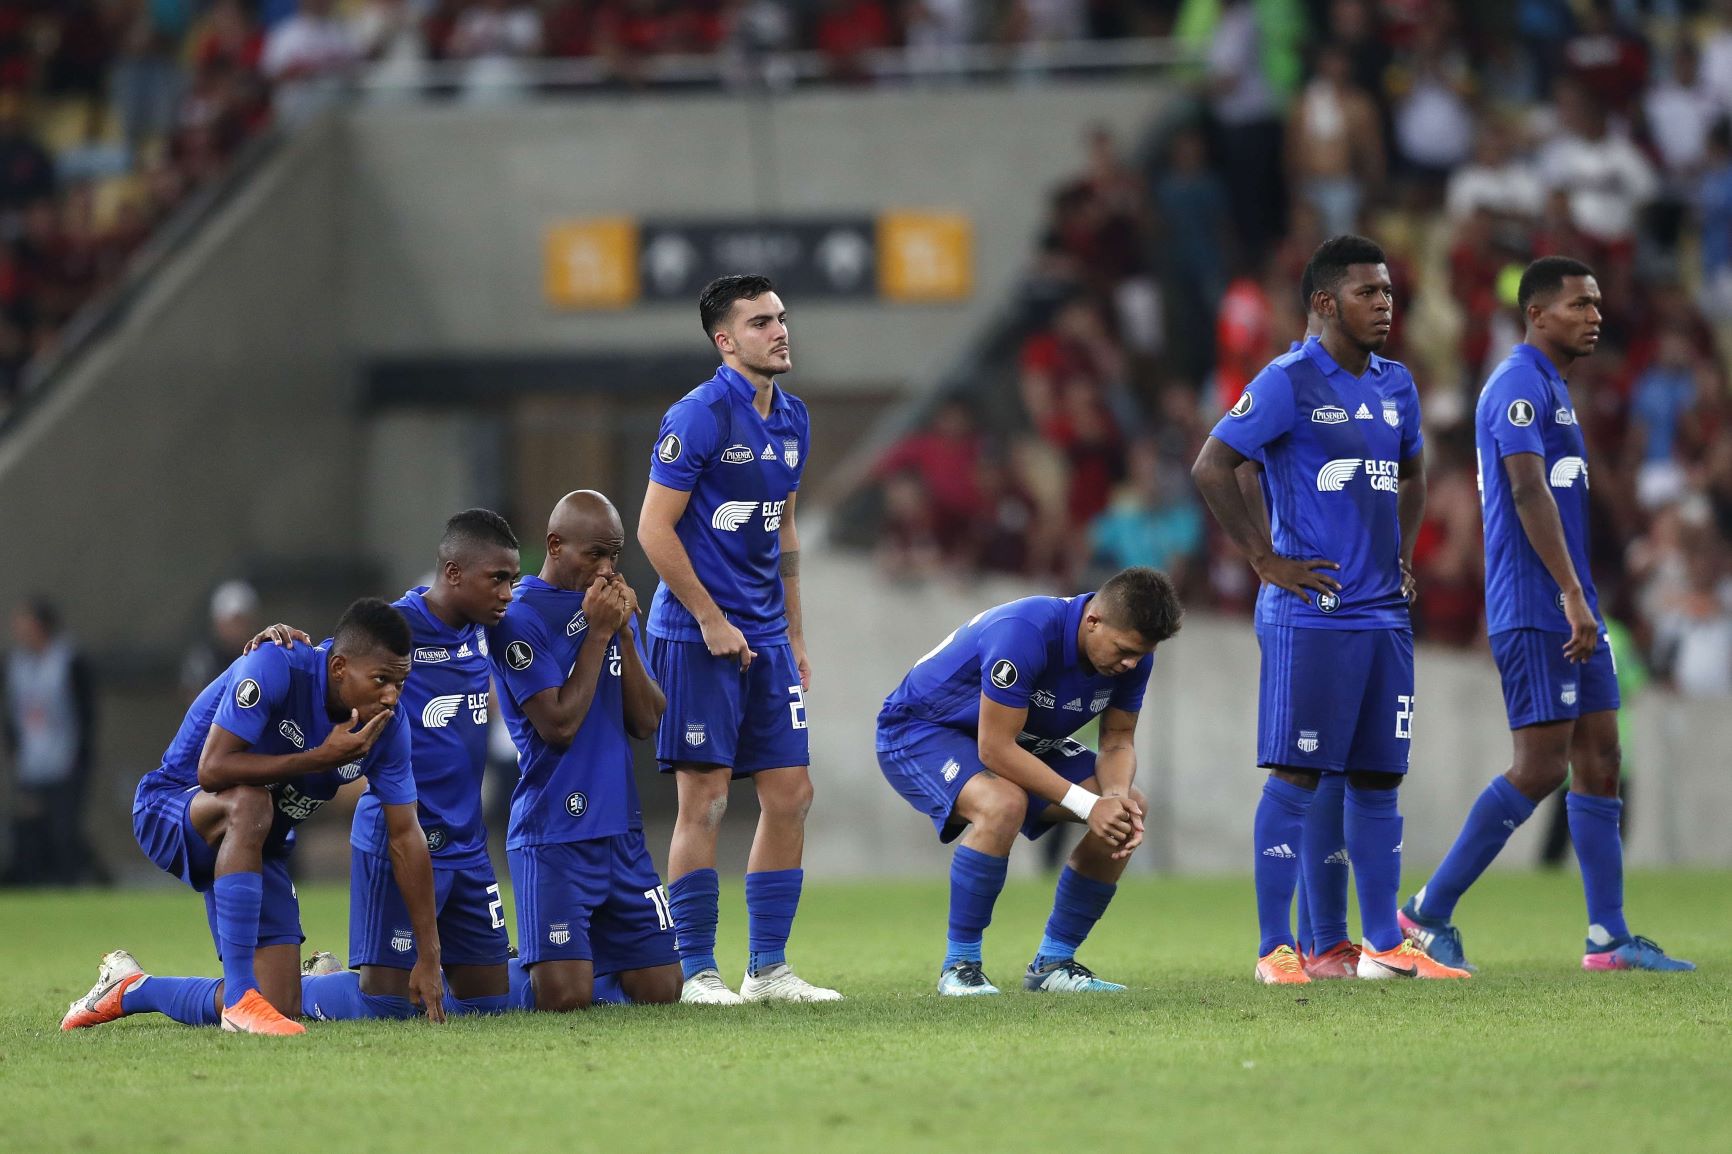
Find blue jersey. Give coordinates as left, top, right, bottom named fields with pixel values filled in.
left=350, top=589, right=492, bottom=868
left=1211, top=337, right=1423, bottom=630
left=645, top=364, right=809, bottom=646
left=141, top=643, right=415, bottom=854
left=877, top=593, right=1152, bottom=755
left=490, top=576, right=645, bottom=847
left=1476, top=343, right=1601, bottom=634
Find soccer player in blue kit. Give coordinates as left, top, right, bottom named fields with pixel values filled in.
left=1398, top=258, right=1693, bottom=973
left=638, top=274, right=840, bottom=1004
left=61, top=600, right=445, bottom=1034
left=1192, top=235, right=1468, bottom=983
left=877, top=567, right=1182, bottom=995
left=490, top=490, right=684, bottom=1011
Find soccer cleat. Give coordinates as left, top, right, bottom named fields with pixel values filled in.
left=1301, top=940, right=1362, bottom=980
left=60, top=949, right=145, bottom=1030
left=300, top=951, right=343, bottom=976
left=1398, top=898, right=1477, bottom=972
left=679, top=969, right=745, bottom=1005
left=1357, top=938, right=1472, bottom=980
left=1254, top=944, right=1311, bottom=984
left=740, top=963, right=844, bottom=1003
left=220, top=988, right=306, bottom=1035
left=937, top=960, right=1000, bottom=996
left=1023, top=958, right=1126, bottom=992
left=1582, top=935, right=1696, bottom=972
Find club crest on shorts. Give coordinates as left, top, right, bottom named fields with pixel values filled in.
left=941, top=757, right=960, bottom=783
left=1298, top=730, right=1320, bottom=754
left=391, top=928, right=413, bottom=953
left=990, top=659, right=1018, bottom=689
left=685, top=722, right=706, bottom=747
left=657, top=433, right=682, bottom=463
left=549, top=922, right=571, bottom=946
left=1561, top=682, right=1578, bottom=706
left=235, top=679, right=261, bottom=708
left=565, top=791, right=587, bottom=817
left=506, top=641, right=533, bottom=670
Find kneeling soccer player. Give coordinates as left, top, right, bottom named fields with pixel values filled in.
left=876, top=567, right=1182, bottom=995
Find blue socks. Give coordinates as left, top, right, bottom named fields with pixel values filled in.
left=944, top=845, right=1008, bottom=969
left=1417, top=775, right=1537, bottom=921
left=1254, top=776, right=1314, bottom=955
left=1346, top=785, right=1404, bottom=951
left=1568, top=792, right=1630, bottom=945
left=120, top=975, right=222, bottom=1026
left=299, top=970, right=416, bottom=1021
left=1034, top=867, right=1116, bottom=967
left=211, top=871, right=263, bottom=1008
left=443, top=992, right=510, bottom=1016
left=507, top=957, right=537, bottom=1009
left=668, top=868, right=721, bottom=980
left=745, top=868, right=803, bottom=976
left=1299, top=772, right=1350, bottom=952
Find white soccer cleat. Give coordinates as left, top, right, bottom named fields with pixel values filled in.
left=60, top=949, right=145, bottom=1030
left=740, top=963, right=844, bottom=1003
left=679, top=969, right=745, bottom=1005
left=300, top=950, right=343, bottom=976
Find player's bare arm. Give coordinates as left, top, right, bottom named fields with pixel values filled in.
left=1234, top=461, right=1272, bottom=579
left=196, top=710, right=392, bottom=790
left=639, top=479, right=755, bottom=669
left=976, top=696, right=1137, bottom=846
left=1398, top=449, right=1427, bottom=604
left=1503, top=451, right=1598, bottom=660
left=381, top=799, right=446, bottom=1023
left=780, top=490, right=809, bottom=691
left=1192, top=435, right=1341, bottom=602
left=613, top=583, right=666, bottom=741
left=1093, top=706, right=1144, bottom=855
left=520, top=579, right=630, bottom=747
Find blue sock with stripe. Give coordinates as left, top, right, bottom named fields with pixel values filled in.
left=121, top=975, right=222, bottom=1026
left=1417, top=776, right=1536, bottom=921
left=1567, top=792, right=1630, bottom=945
left=1033, top=867, right=1116, bottom=968
left=1299, top=772, right=1350, bottom=951
left=944, top=845, right=1008, bottom=969
left=507, top=957, right=536, bottom=1010
left=745, top=868, right=803, bottom=976
left=300, top=970, right=417, bottom=1020
left=211, top=871, right=263, bottom=1008
left=668, top=868, right=721, bottom=981
left=1254, top=776, right=1313, bottom=955
left=1346, top=785, right=1404, bottom=952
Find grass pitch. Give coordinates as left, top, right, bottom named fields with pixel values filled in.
left=4, top=870, right=1729, bottom=1154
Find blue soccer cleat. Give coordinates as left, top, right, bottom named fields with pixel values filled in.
left=937, top=960, right=999, bottom=996
left=1398, top=897, right=1478, bottom=973
left=1023, top=958, right=1126, bottom=993
left=1582, top=935, right=1696, bottom=972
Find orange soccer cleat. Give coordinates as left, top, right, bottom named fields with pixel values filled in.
left=1356, top=938, right=1472, bottom=980
left=1302, top=940, right=1362, bottom=980
left=220, top=988, right=306, bottom=1035
left=61, top=949, right=145, bottom=1030
left=1254, top=944, right=1312, bottom=984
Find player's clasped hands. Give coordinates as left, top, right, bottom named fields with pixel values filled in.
left=317, top=708, right=394, bottom=766
left=701, top=613, right=756, bottom=670
left=582, top=576, right=632, bottom=637
left=1255, top=554, right=1342, bottom=605
left=1089, top=794, right=1145, bottom=860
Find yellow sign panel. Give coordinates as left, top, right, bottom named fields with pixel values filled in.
left=877, top=212, right=972, bottom=302
left=545, top=219, right=640, bottom=309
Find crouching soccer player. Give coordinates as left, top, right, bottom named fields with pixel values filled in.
left=62, top=600, right=444, bottom=1034
left=876, top=567, right=1182, bottom=995
left=489, top=490, right=684, bottom=1011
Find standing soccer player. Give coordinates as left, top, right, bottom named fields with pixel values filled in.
left=1192, top=234, right=1467, bottom=983
left=490, top=490, right=683, bottom=1011
left=62, top=600, right=444, bottom=1034
left=637, top=274, right=839, bottom=1005
left=877, top=568, right=1182, bottom=995
left=1398, top=257, right=1693, bottom=972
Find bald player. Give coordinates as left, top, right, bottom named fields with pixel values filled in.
left=488, top=491, right=683, bottom=1011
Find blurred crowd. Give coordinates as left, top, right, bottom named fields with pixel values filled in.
left=862, top=0, right=1732, bottom=698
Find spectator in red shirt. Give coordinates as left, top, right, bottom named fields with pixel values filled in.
left=871, top=398, right=986, bottom=544
left=816, top=0, right=892, bottom=83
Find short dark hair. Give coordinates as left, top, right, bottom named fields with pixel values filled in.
left=439, top=508, right=519, bottom=564
left=699, top=274, right=777, bottom=338
left=1304, top=234, right=1387, bottom=300
left=1299, top=263, right=1316, bottom=314
left=1517, top=255, right=1596, bottom=312
left=1096, top=567, right=1184, bottom=643
left=332, top=598, right=412, bottom=658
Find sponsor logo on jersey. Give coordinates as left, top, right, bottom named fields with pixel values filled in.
left=721, top=443, right=756, bottom=465
left=549, top=923, right=571, bottom=946
left=272, top=782, right=326, bottom=821
left=1311, top=405, right=1348, bottom=425
left=1316, top=458, right=1362, bottom=491
left=1354, top=403, right=1373, bottom=420
left=657, top=433, right=682, bottom=463
left=414, top=646, right=451, bottom=664
left=1228, top=391, right=1253, bottom=418
left=1507, top=399, right=1536, bottom=427
left=1315, top=591, right=1341, bottom=613
left=278, top=720, right=305, bottom=749
left=990, top=659, right=1018, bottom=689
left=565, top=791, right=587, bottom=817
left=1383, top=398, right=1400, bottom=427
left=941, top=758, right=960, bottom=783
left=712, top=500, right=759, bottom=532
left=566, top=611, right=588, bottom=636
left=390, top=929, right=414, bottom=953
left=422, top=694, right=465, bottom=728
left=1297, top=730, right=1320, bottom=754
left=1062, top=697, right=1084, bottom=711
left=1555, top=408, right=1577, bottom=425
left=761, top=443, right=776, bottom=460
left=505, top=641, right=533, bottom=671
left=685, top=722, right=706, bottom=747
left=424, top=827, right=447, bottom=853
left=1317, top=457, right=1398, bottom=493
left=783, top=439, right=800, bottom=469
left=235, top=678, right=261, bottom=708
left=336, top=761, right=362, bottom=781
left=455, top=643, right=472, bottom=659
left=1090, top=691, right=1112, bottom=713
left=1549, top=456, right=1589, bottom=489
left=1561, top=682, right=1578, bottom=706
left=1030, top=689, right=1057, bottom=710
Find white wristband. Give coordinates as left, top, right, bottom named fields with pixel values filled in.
left=1060, top=784, right=1099, bottom=823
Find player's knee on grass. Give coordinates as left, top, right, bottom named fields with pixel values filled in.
left=533, top=961, right=593, bottom=1012
left=619, top=964, right=682, bottom=1005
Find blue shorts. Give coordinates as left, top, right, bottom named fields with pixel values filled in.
left=348, top=847, right=511, bottom=969
left=876, top=721, right=1098, bottom=844
left=1256, top=625, right=1415, bottom=775
left=648, top=636, right=809, bottom=775
left=1490, top=628, right=1620, bottom=729
left=508, top=831, right=680, bottom=973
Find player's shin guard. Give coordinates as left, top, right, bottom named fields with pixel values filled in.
left=120, top=976, right=222, bottom=1026
left=1299, top=773, right=1350, bottom=951
left=300, top=970, right=418, bottom=1020
left=1346, top=785, right=1404, bottom=952
left=211, top=871, right=264, bottom=1008
left=744, top=868, right=802, bottom=976
left=1417, top=776, right=1536, bottom=921
left=1254, top=777, right=1314, bottom=955
left=668, top=868, right=721, bottom=980
left=1034, top=867, right=1116, bottom=967
left=945, top=846, right=1008, bottom=968
left=1567, top=792, right=1630, bottom=944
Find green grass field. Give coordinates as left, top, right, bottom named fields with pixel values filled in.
left=4, top=871, right=1729, bottom=1154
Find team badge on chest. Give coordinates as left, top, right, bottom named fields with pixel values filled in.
left=1382, top=398, right=1400, bottom=427
left=783, top=439, right=800, bottom=469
